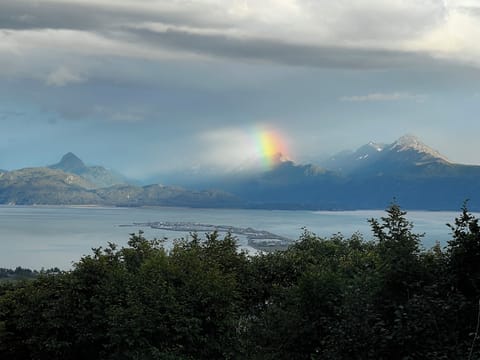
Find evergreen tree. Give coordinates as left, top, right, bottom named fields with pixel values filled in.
left=369, top=202, right=424, bottom=303
left=447, top=202, right=480, bottom=298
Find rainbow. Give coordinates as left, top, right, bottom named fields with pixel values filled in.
left=254, top=128, right=289, bottom=169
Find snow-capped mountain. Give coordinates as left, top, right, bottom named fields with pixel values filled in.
left=226, top=134, right=480, bottom=210
left=321, top=134, right=451, bottom=176
left=388, top=134, right=450, bottom=164
left=320, top=141, right=386, bottom=173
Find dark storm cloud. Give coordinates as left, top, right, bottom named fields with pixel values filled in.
left=0, top=2, right=105, bottom=31
left=0, top=0, right=462, bottom=72
left=128, top=27, right=439, bottom=70
left=0, top=1, right=230, bottom=31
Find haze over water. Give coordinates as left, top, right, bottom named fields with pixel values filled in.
left=0, top=205, right=467, bottom=269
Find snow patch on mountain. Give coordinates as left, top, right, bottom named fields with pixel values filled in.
left=390, top=134, right=450, bottom=163
left=368, top=141, right=384, bottom=152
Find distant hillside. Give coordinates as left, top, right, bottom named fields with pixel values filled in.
left=95, top=184, right=242, bottom=208
left=222, top=135, right=480, bottom=210
left=0, top=167, right=100, bottom=205
left=49, top=152, right=128, bottom=188
left=0, top=167, right=242, bottom=208
left=222, top=160, right=345, bottom=209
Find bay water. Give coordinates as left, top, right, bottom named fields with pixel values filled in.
left=0, top=205, right=468, bottom=269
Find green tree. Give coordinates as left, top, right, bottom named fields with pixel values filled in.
left=447, top=202, right=480, bottom=297
left=0, top=231, right=250, bottom=359
left=369, top=202, right=424, bottom=303
left=244, top=231, right=379, bottom=359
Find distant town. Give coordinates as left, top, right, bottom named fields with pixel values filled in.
left=120, top=221, right=292, bottom=250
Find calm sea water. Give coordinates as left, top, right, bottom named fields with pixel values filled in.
left=0, top=205, right=469, bottom=269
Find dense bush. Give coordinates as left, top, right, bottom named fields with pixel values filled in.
left=1, top=204, right=480, bottom=359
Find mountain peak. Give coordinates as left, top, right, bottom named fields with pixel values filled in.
left=271, top=152, right=288, bottom=166
left=51, top=152, right=87, bottom=173
left=390, top=134, right=449, bottom=163
left=394, top=134, right=423, bottom=147
left=61, top=152, right=83, bottom=162
left=366, top=141, right=385, bottom=152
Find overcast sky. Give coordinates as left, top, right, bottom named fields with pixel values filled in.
left=1, top=0, right=480, bottom=179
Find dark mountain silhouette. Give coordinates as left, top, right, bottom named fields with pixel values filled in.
left=50, top=152, right=87, bottom=174
left=223, top=135, right=480, bottom=210
left=320, top=141, right=386, bottom=174
left=49, top=153, right=128, bottom=188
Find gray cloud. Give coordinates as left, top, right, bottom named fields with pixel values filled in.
left=0, top=0, right=478, bottom=76
left=128, top=27, right=438, bottom=69
left=0, top=1, right=231, bottom=31
left=340, top=92, right=426, bottom=102
left=0, top=2, right=106, bottom=31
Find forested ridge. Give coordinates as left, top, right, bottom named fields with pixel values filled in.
left=1, top=204, right=480, bottom=359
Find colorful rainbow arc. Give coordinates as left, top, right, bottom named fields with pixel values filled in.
left=255, top=129, right=288, bottom=169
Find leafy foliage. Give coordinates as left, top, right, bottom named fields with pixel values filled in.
left=1, top=205, right=480, bottom=359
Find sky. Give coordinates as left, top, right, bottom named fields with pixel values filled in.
left=1, top=0, right=480, bottom=179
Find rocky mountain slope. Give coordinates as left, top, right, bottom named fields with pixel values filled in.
left=0, top=157, right=242, bottom=208
left=49, top=152, right=128, bottom=188
left=0, top=167, right=99, bottom=205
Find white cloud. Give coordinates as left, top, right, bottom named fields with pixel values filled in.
left=196, top=127, right=260, bottom=170
left=340, top=92, right=426, bottom=102
left=0, top=1, right=479, bottom=67
left=46, top=66, right=85, bottom=87
left=0, top=0, right=480, bottom=85
left=405, top=7, right=480, bottom=63
left=194, top=124, right=296, bottom=172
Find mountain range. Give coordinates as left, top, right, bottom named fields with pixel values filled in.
left=0, top=155, right=241, bottom=208
left=222, top=134, right=480, bottom=210
left=0, top=134, right=479, bottom=210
